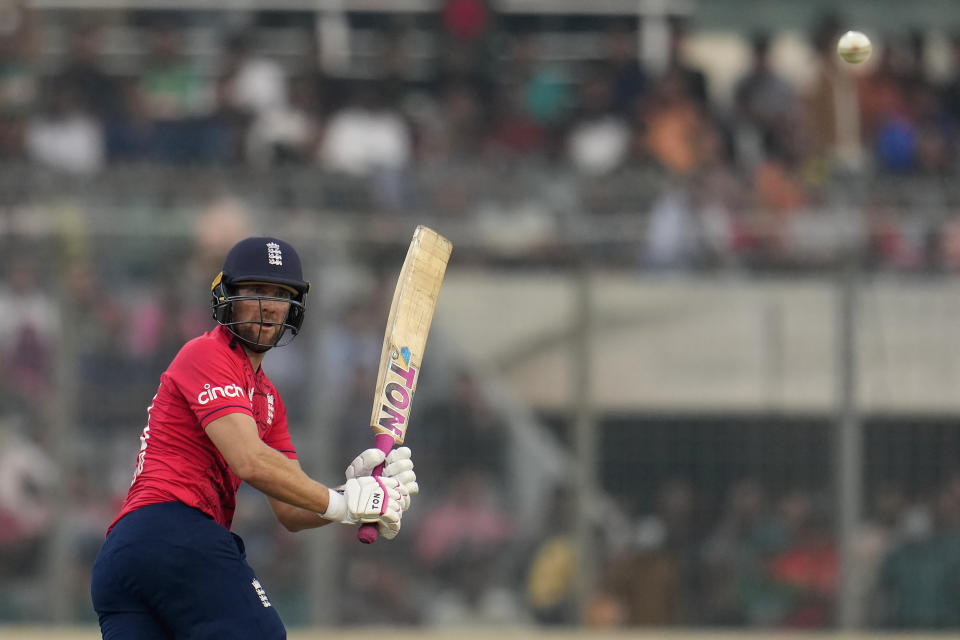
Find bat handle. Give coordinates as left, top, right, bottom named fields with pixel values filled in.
left=357, top=433, right=397, bottom=544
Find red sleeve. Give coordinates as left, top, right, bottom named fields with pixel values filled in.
left=263, top=392, right=297, bottom=460
left=166, top=338, right=254, bottom=428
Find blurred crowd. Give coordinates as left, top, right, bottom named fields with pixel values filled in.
left=579, top=474, right=960, bottom=630
left=0, top=3, right=960, bottom=270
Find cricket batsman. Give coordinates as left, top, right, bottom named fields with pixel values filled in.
left=90, top=237, right=419, bottom=638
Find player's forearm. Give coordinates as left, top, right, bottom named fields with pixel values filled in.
left=206, top=413, right=337, bottom=517
left=269, top=498, right=329, bottom=532
left=237, top=444, right=335, bottom=516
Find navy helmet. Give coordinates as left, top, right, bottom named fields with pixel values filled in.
left=211, top=237, right=311, bottom=348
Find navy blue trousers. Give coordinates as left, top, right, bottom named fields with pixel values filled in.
left=90, top=501, right=286, bottom=639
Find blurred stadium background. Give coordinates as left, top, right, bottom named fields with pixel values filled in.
left=3, top=0, right=960, bottom=636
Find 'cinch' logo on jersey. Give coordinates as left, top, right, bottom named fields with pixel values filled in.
left=198, top=383, right=246, bottom=405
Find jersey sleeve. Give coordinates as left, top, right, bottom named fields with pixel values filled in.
left=263, top=393, right=298, bottom=460
left=166, top=339, right=254, bottom=428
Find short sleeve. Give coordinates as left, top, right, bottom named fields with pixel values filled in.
left=166, top=338, right=254, bottom=428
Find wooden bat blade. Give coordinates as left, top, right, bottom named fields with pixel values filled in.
left=359, top=225, right=452, bottom=544
left=368, top=225, right=452, bottom=446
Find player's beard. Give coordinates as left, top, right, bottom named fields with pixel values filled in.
left=234, top=320, right=284, bottom=353
left=229, top=300, right=287, bottom=352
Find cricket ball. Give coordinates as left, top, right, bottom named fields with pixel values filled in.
left=837, top=30, right=872, bottom=64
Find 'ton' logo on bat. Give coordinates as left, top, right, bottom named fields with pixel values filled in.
left=376, top=347, right=418, bottom=438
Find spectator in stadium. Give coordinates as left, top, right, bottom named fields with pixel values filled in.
left=217, top=30, right=318, bottom=167
left=25, top=81, right=104, bottom=176
left=104, top=75, right=154, bottom=161
left=803, top=12, right=863, bottom=171
left=856, top=38, right=910, bottom=156
left=700, top=478, right=789, bottom=625
left=525, top=484, right=577, bottom=625
left=486, top=81, right=548, bottom=159
left=0, top=420, right=56, bottom=570
left=412, top=81, right=487, bottom=164
left=378, top=28, right=420, bottom=108
left=896, top=35, right=952, bottom=176
left=318, top=83, right=412, bottom=177
left=750, top=126, right=809, bottom=227
left=220, top=31, right=288, bottom=126
left=851, top=482, right=912, bottom=627
left=136, top=21, right=223, bottom=162
left=244, top=76, right=320, bottom=168
left=0, top=0, right=39, bottom=159
left=662, top=17, right=709, bottom=108
left=317, top=81, right=414, bottom=210
left=300, top=36, right=348, bottom=119
left=0, top=256, right=58, bottom=415
left=590, top=521, right=680, bottom=626
left=55, top=24, right=119, bottom=122
left=731, top=32, right=797, bottom=173
left=415, top=469, right=517, bottom=625
left=877, top=474, right=960, bottom=628
left=689, top=120, right=747, bottom=268
left=565, top=65, right=631, bottom=176
left=766, top=494, right=837, bottom=628
left=138, top=22, right=211, bottom=122
left=858, top=36, right=926, bottom=174
left=940, top=31, right=960, bottom=167
left=598, top=20, right=647, bottom=117
left=587, top=477, right=700, bottom=626
left=639, top=68, right=715, bottom=176
left=432, top=0, right=499, bottom=109
left=441, top=0, right=490, bottom=44
left=90, top=237, right=418, bottom=638
left=656, top=478, right=703, bottom=623
left=508, top=33, right=574, bottom=152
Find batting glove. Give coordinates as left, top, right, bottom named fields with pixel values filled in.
left=345, top=446, right=419, bottom=510
left=320, top=476, right=404, bottom=537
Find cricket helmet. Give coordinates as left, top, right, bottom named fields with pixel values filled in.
left=211, top=237, right=311, bottom=348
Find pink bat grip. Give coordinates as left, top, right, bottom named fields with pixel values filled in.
left=357, top=433, right=397, bottom=544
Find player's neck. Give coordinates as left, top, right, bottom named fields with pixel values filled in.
left=241, top=346, right=266, bottom=371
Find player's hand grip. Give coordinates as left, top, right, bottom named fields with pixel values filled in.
left=358, top=433, right=397, bottom=544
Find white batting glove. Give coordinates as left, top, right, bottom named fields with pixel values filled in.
left=320, top=476, right=404, bottom=536
left=369, top=475, right=406, bottom=540
left=345, top=446, right=419, bottom=510
left=378, top=503, right=403, bottom=541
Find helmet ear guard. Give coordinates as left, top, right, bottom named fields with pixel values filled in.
left=210, top=272, right=233, bottom=326
left=284, top=295, right=306, bottom=335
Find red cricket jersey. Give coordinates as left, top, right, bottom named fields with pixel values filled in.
left=108, top=325, right=297, bottom=534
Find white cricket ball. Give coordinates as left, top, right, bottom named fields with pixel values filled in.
left=837, top=30, right=872, bottom=64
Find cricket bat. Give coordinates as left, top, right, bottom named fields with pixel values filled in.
left=358, top=225, right=453, bottom=543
